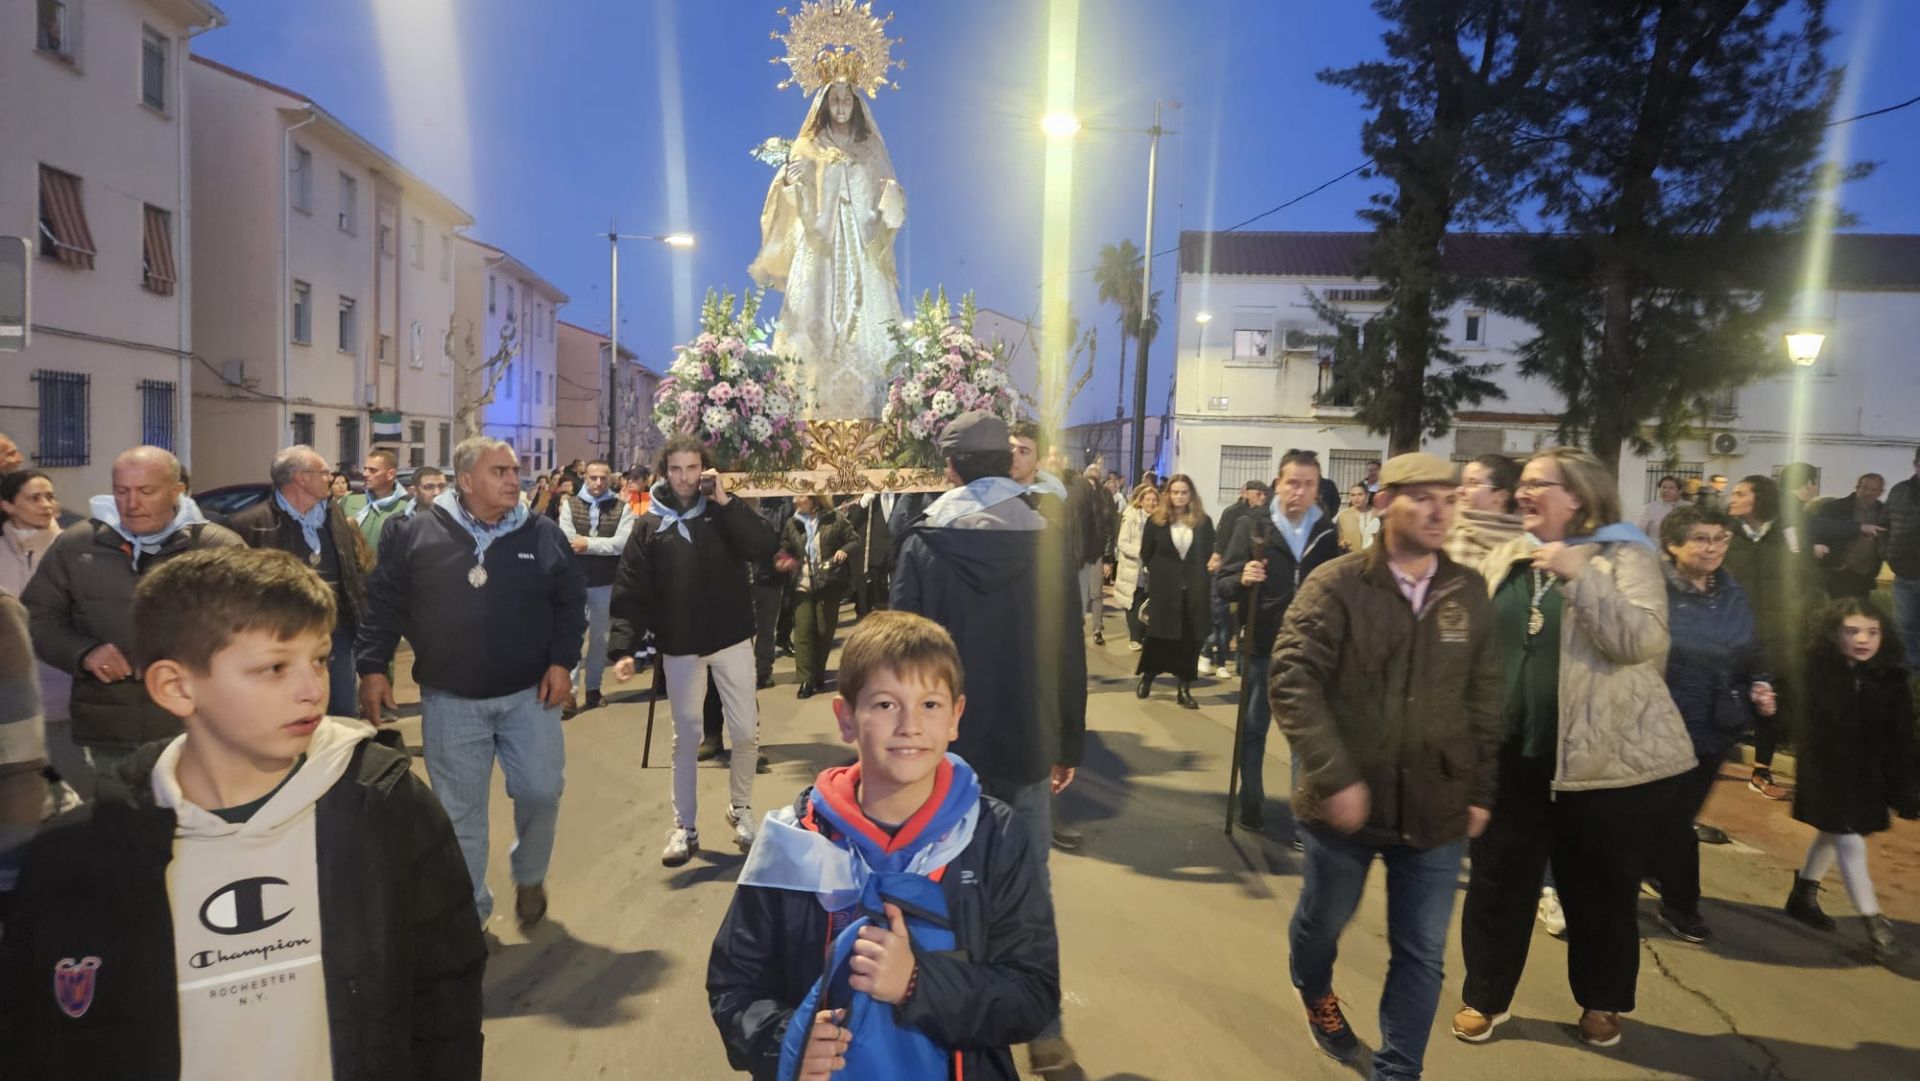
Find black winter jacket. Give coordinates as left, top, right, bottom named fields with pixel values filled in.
left=891, top=510, right=1087, bottom=792
left=227, top=495, right=369, bottom=630
left=1139, top=516, right=1217, bottom=642
left=1791, top=651, right=1920, bottom=836
left=780, top=505, right=861, bottom=596
left=1214, top=511, right=1341, bottom=657
left=1722, top=521, right=1819, bottom=675
left=0, top=734, right=486, bottom=1080
left=608, top=494, right=780, bottom=659
left=707, top=789, right=1059, bottom=1081
left=356, top=505, right=586, bottom=699
left=1885, top=474, right=1920, bottom=580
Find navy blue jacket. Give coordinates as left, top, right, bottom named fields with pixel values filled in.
left=1215, top=511, right=1342, bottom=656
left=356, top=505, right=587, bottom=699
left=1663, top=564, right=1768, bottom=759
left=707, top=789, right=1059, bottom=1081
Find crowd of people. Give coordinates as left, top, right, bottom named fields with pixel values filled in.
left=0, top=418, right=1913, bottom=1079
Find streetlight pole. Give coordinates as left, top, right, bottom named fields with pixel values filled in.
left=1130, top=100, right=1171, bottom=482
left=604, top=226, right=694, bottom=469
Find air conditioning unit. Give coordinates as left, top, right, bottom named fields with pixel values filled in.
left=1710, top=431, right=1747, bottom=457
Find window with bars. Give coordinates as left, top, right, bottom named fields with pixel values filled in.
left=33, top=370, right=89, bottom=467
left=141, top=27, right=168, bottom=111
left=437, top=423, right=451, bottom=466
left=1645, top=462, right=1705, bottom=503
left=1328, top=450, right=1382, bottom=494
left=337, top=416, right=361, bottom=473
left=1217, top=445, right=1273, bottom=506
left=291, top=412, right=315, bottom=447
left=142, top=205, right=175, bottom=295
left=38, top=165, right=95, bottom=270
left=139, top=380, right=176, bottom=450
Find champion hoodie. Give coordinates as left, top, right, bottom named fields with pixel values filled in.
left=153, top=717, right=374, bottom=1081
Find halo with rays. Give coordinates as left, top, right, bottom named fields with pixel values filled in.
left=769, top=1, right=904, bottom=99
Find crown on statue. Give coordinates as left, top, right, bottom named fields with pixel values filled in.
left=769, top=1, right=904, bottom=99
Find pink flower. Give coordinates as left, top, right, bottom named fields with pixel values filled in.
left=700, top=364, right=715, bottom=381
left=695, top=332, right=719, bottom=351
left=941, top=373, right=959, bottom=391
left=677, top=390, right=702, bottom=416
left=708, top=381, right=734, bottom=403
left=778, top=439, right=792, bottom=453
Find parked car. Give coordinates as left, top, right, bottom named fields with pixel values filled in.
left=193, top=483, right=271, bottom=526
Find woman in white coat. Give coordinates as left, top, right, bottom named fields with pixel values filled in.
left=1112, top=484, right=1159, bottom=651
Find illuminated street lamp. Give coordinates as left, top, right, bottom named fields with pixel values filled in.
left=1194, top=311, right=1212, bottom=358
left=1040, top=112, right=1083, bottom=137
left=1784, top=331, right=1825, bottom=367
left=604, top=227, right=696, bottom=466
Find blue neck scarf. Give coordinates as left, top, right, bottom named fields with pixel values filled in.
left=274, top=490, right=329, bottom=555
left=1270, top=501, right=1324, bottom=562
left=355, top=487, right=406, bottom=525
left=648, top=480, right=707, bottom=541
left=89, top=493, right=209, bottom=568
left=433, top=489, right=529, bottom=564
left=584, top=489, right=620, bottom=531
left=795, top=511, right=821, bottom=566
left=923, top=476, right=1029, bottom=528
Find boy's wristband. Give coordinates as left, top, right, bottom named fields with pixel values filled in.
left=900, top=962, right=920, bottom=1007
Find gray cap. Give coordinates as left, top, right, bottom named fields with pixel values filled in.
left=938, top=411, right=1009, bottom=456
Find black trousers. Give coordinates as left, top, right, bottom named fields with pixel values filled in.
left=1461, top=748, right=1675, bottom=1014
left=853, top=569, right=890, bottom=619
left=1644, top=750, right=1728, bottom=917
left=752, top=581, right=784, bottom=684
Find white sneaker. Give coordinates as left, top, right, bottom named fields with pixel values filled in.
left=662, top=826, right=698, bottom=867
left=1217, top=662, right=1236, bottom=680
left=1537, top=887, right=1567, bottom=937
left=1127, top=640, right=1143, bottom=652
left=726, top=806, right=757, bottom=852
left=1197, top=657, right=1215, bottom=676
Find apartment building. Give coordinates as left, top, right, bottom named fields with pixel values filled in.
left=1, top=0, right=226, bottom=496
left=554, top=319, right=645, bottom=469
left=453, top=237, right=567, bottom=473
left=187, top=55, right=473, bottom=488
left=1170, top=230, right=1920, bottom=507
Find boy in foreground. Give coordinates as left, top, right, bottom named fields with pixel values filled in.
left=0, top=547, right=484, bottom=1079
left=708, top=611, right=1059, bottom=1080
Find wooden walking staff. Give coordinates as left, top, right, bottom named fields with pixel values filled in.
left=641, top=652, right=664, bottom=769
left=1225, top=520, right=1270, bottom=835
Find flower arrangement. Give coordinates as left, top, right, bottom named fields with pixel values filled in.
left=653, top=288, right=807, bottom=473
left=881, top=289, right=1018, bottom=466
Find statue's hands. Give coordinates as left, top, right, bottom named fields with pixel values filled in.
left=783, top=159, right=806, bottom=185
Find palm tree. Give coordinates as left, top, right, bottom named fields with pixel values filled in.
left=1094, top=240, right=1144, bottom=419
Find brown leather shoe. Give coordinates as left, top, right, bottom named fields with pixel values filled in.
left=1027, top=1037, right=1077, bottom=1073
left=1578, top=1009, right=1622, bottom=1048
left=1451, top=1005, right=1510, bottom=1043
left=514, top=882, right=548, bottom=929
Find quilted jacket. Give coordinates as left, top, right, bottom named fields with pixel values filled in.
left=1478, top=535, right=1696, bottom=792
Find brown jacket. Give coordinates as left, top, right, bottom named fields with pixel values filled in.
left=1478, top=535, right=1695, bottom=791
left=226, top=494, right=369, bottom=630
left=1270, top=546, right=1503, bottom=850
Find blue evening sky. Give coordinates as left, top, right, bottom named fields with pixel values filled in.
left=196, top=0, right=1920, bottom=426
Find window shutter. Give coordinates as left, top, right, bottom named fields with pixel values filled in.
left=38, top=167, right=95, bottom=269
left=142, top=206, right=176, bottom=295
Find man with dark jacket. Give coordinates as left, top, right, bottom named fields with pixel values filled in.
left=355, top=436, right=586, bottom=930
left=846, top=491, right=897, bottom=619
left=607, top=436, right=780, bottom=867
left=1269, top=452, right=1501, bottom=1075
left=1883, top=447, right=1920, bottom=669
left=1214, top=455, right=1337, bottom=831
left=1207, top=479, right=1271, bottom=677
left=1064, top=461, right=1113, bottom=645
left=558, top=460, right=636, bottom=713
left=890, top=411, right=1086, bottom=1074
left=1815, top=472, right=1889, bottom=600
left=21, top=446, right=241, bottom=778
left=228, top=444, right=370, bottom=717
left=782, top=495, right=860, bottom=698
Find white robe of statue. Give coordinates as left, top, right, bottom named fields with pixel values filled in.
left=749, top=84, right=906, bottom=420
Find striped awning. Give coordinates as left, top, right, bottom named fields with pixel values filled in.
left=37, top=166, right=95, bottom=270
left=142, top=205, right=176, bottom=296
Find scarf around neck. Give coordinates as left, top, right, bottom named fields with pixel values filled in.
left=583, top=489, right=620, bottom=531
left=355, top=487, right=407, bottom=525
left=274, top=490, right=329, bottom=555
left=923, top=476, right=1029, bottom=528
left=433, top=489, right=528, bottom=565
left=89, top=493, right=208, bottom=567
left=648, top=480, right=707, bottom=542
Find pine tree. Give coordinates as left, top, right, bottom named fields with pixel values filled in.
left=1480, top=0, right=1851, bottom=473
left=1317, top=0, right=1554, bottom=453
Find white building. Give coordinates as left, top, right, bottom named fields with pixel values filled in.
left=1, top=0, right=226, bottom=496
left=1171, top=230, right=1920, bottom=509
left=187, top=55, right=474, bottom=488
left=454, top=238, right=567, bottom=474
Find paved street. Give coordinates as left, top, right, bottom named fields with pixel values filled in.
left=45, top=609, right=1912, bottom=1080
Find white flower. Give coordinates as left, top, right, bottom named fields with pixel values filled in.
left=765, top=393, right=790, bottom=418
left=902, top=380, right=924, bottom=402
left=931, top=390, right=958, bottom=417
left=748, top=414, right=773, bottom=441
left=702, top=406, right=733, bottom=433
left=907, top=416, right=929, bottom=439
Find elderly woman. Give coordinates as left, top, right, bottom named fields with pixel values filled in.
left=1644, top=504, right=1775, bottom=944
left=1723, top=474, right=1818, bottom=800
left=1451, top=447, right=1696, bottom=1052
left=1136, top=475, right=1215, bottom=708
left=1113, top=484, right=1158, bottom=651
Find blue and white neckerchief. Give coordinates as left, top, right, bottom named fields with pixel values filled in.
left=355, top=487, right=407, bottom=525
left=585, top=490, right=621, bottom=532
left=88, top=493, right=210, bottom=569
left=274, top=490, right=330, bottom=557
left=432, top=489, right=528, bottom=567
left=1270, top=502, right=1324, bottom=562
left=648, top=480, right=707, bottom=542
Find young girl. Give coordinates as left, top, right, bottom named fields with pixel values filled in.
left=1782, top=598, right=1918, bottom=966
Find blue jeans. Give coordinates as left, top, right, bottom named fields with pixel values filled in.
left=1006, top=780, right=1065, bottom=1042
left=1291, top=828, right=1465, bottom=1081
left=328, top=626, right=357, bottom=717
left=1236, top=653, right=1274, bottom=817
left=1894, top=577, right=1920, bottom=671
left=575, top=585, right=613, bottom=697
left=420, top=685, right=566, bottom=922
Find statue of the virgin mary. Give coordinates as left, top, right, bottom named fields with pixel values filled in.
left=750, top=2, right=908, bottom=421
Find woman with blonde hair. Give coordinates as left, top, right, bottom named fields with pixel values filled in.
left=1112, top=484, right=1159, bottom=651
left=1135, top=475, right=1215, bottom=708
left=1451, top=446, right=1695, bottom=1052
